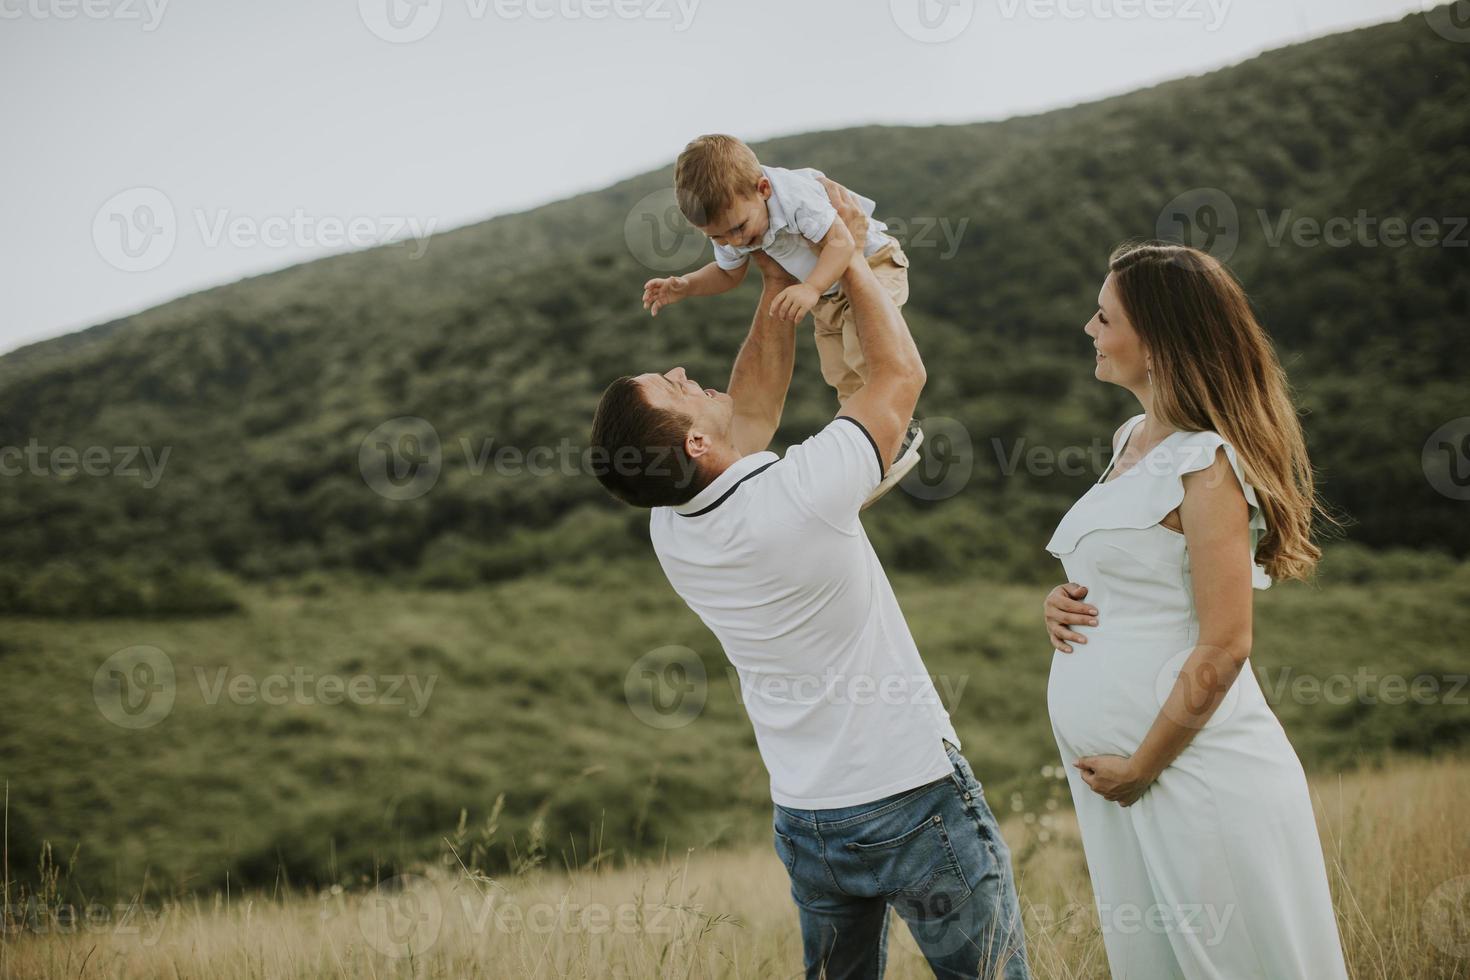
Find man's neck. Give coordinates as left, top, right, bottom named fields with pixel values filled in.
left=691, top=444, right=745, bottom=495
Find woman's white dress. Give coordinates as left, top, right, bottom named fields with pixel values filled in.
left=1045, top=414, right=1348, bottom=979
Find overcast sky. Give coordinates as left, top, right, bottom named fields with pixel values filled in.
left=0, top=0, right=1434, bottom=353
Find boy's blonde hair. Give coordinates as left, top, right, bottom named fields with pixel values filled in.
left=674, top=134, right=763, bottom=227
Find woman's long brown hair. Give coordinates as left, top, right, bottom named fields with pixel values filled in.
left=1109, top=241, right=1331, bottom=582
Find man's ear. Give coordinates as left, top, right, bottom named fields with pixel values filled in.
left=685, top=428, right=712, bottom=460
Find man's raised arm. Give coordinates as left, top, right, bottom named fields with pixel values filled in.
left=726, top=252, right=799, bottom=456
left=826, top=183, right=925, bottom=469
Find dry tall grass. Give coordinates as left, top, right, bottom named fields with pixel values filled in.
left=3, top=754, right=1466, bottom=979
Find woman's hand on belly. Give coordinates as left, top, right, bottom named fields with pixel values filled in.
left=1044, top=582, right=1099, bottom=654
left=1074, top=753, right=1157, bottom=807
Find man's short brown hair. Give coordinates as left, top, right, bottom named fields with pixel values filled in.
left=674, top=134, right=763, bottom=228
left=590, top=376, right=705, bottom=508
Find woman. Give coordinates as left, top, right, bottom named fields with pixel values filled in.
left=1040, top=242, right=1348, bottom=978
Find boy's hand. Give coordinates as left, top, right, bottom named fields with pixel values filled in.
left=770, top=282, right=820, bottom=323
left=642, top=276, right=689, bottom=317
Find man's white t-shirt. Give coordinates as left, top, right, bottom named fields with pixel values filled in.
left=711, top=166, right=892, bottom=297
left=649, top=417, right=960, bottom=809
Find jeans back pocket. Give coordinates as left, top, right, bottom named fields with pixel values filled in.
left=845, top=813, right=973, bottom=920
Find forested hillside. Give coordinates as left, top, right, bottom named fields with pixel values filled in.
left=1, top=9, right=1465, bottom=612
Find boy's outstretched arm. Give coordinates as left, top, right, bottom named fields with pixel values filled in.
left=643, top=261, right=747, bottom=316
left=726, top=253, right=798, bottom=456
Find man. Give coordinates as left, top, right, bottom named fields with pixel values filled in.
left=591, top=180, right=1030, bottom=979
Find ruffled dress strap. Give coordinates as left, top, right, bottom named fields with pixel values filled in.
left=1173, top=431, right=1272, bottom=589
left=1046, top=423, right=1273, bottom=590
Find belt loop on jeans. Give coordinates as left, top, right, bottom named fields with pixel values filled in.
left=941, top=738, right=973, bottom=801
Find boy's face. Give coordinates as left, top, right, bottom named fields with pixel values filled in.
left=698, top=176, right=772, bottom=249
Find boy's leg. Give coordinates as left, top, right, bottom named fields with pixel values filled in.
left=812, top=295, right=867, bottom=405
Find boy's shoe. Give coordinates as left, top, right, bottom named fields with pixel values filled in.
left=861, top=420, right=924, bottom=511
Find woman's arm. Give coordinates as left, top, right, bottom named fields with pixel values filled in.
left=1076, top=445, right=1255, bottom=805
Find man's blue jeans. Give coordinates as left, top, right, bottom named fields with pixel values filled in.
left=772, top=739, right=1030, bottom=979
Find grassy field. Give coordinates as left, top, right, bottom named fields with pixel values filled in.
left=2, top=753, right=1466, bottom=978
left=1, top=551, right=1468, bottom=904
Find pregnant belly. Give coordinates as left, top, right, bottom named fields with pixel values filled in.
left=1047, top=632, right=1199, bottom=757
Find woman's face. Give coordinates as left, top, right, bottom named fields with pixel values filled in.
left=1084, top=272, right=1150, bottom=390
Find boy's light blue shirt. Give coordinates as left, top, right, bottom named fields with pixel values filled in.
left=711, top=166, right=890, bottom=296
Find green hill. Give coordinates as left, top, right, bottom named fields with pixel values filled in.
left=1, top=9, right=1466, bottom=608
left=2, top=9, right=1469, bottom=903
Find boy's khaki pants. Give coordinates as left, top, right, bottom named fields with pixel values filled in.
left=810, top=237, right=911, bottom=405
